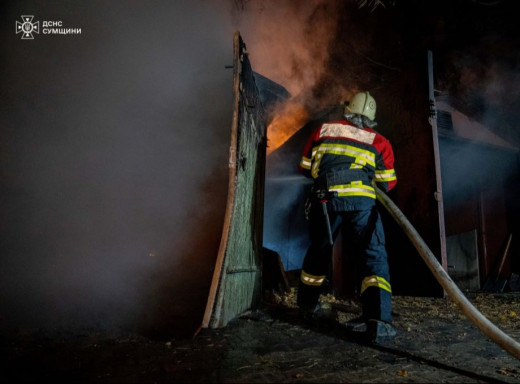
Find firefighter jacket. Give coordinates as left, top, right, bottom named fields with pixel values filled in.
left=299, top=120, right=397, bottom=212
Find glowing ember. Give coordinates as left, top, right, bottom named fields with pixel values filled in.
left=266, top=101, right=309, bottom=155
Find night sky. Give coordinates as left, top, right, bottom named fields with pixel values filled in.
left=1, top=0, right=518, bottom=339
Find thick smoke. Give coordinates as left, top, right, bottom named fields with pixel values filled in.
left=233, top=0, right=338, bottom=99
left=233, top=0, right=359, bottom=151
left=429, top=0, right=520, bottom=147
left=0, top=0, right=364, bottom=341
left=439, top=53, right=520, bottom=148
left=1, top=0, right=235, bottom=338
left=2, top=0, right=353, bottom=341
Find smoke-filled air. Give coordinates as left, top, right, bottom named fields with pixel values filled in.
left=1, top=0, right=519, bottom=340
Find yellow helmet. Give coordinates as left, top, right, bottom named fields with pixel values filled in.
left=345, top=91, right=376, bottom=121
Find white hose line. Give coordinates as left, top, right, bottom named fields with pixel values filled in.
left=374, top=185, right=520, bottom=361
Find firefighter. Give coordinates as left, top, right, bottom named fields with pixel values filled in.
left=297, top=91, right=397, bottom=342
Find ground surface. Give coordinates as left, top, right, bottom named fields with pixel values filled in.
left=2, top=293, right=520, bottom=383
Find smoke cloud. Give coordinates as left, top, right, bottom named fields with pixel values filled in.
left=0, top=0, right=360, bottom=340
left=1, top=0, right=236, bottom=338
left=233, top=0, right=338, bottom=99
left=232, top=0, right=361, bottom=152
left=439, top=54, right=520, bottom=148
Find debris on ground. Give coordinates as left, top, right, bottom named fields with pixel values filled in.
left=2, top=292, right=520, bottom=383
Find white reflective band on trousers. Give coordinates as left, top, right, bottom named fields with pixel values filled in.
left=374, top=184, right=520, bottom=361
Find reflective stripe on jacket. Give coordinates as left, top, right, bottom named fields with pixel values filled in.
left=299, top=120, right=397, bottom=211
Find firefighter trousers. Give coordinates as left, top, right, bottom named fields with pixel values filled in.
left=297, top=202, right=393, bottom=323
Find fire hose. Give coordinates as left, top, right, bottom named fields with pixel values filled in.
left=374, top=184, right=520, bottom=361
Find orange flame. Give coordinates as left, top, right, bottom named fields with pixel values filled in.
left=266, top=101, right=309, bottom=155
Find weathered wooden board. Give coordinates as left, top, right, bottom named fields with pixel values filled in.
left=202, top=32, right=267, bottom=328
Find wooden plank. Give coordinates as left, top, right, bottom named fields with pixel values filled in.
left=201, top=31, right=241, bottom=329
left=202, top=31, right=267, bottom=329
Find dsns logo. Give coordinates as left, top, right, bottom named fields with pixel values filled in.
left=16, top=15, right=40, bottom=40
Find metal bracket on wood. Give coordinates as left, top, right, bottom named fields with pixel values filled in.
left=229, top=146, right=236, bottom=168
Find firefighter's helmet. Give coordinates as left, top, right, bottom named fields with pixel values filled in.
left=345, top=91, right=376, bottom=121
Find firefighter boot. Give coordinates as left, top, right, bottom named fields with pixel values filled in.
left=297, top=280, right=321, bottom=322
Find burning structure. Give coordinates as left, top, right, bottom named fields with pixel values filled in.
left=263, top=51, right=519, bottom=299
left=3, top=0, right=518, bottom=348
left=205, top=22, right=519, bottom=327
